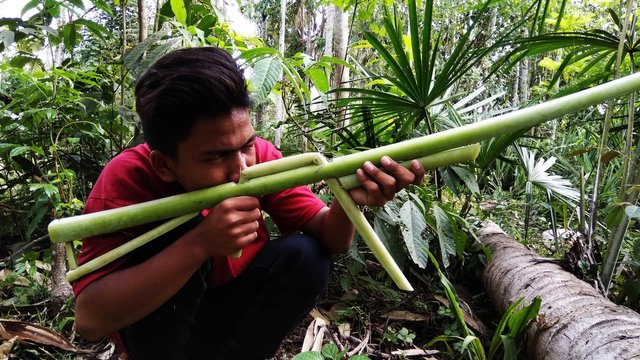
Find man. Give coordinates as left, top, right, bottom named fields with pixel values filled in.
left=72, top=47, right=424, bottom=359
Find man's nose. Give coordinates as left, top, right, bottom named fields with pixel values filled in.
left=228, top=151, right=248, bottom=183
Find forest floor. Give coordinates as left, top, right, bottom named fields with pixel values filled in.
left=0, top=250, right=499, bottom=359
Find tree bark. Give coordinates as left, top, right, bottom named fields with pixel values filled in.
left=479, top=221, right=640, bottom=359
left=274, top=0, right=287, bottom=148
left=50, top=243, right=72, bottom=312
left=138, top=0, right=147, bottom=42
left=332, top=6, right=349, bottom=128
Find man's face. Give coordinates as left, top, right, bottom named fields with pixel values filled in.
left=157, top=108, right=257, bottom=192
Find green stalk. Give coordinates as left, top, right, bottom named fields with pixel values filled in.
left=58, top=147, right=479, bottom=283
left=66, top=213, right=198, bottom=282
left=49, top=145, right=479, bottom=243
left=602, top=156, right=640, bottom=290
left=588, top=0, right=635, bottom=264
left=49, top=72, right=640, bottom=244
left=66, top=152, right=419, bottom=290
left=326, top=177, right=414, bottom=291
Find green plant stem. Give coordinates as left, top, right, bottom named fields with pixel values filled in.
left=66, top=153, right=416, bottom=290
left=602, top=154, right=640, bottom=290
left=619, top=61, right=636, bottom=199
left=587, top=0, right=634, bottom=259
left=65, top=213, right=198, bottom=282
left=49, top=145, right=479, bottom=243
left=580, top=167, right=585, bottom=234
left=325, top=177, right=413, bottom=291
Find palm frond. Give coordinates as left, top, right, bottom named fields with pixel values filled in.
left=517, top=146, right=580, bottom=203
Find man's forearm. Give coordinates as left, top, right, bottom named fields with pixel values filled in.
left=74, top=231, right=207, bottom=341
left=304, top=203, right=355, bottom=254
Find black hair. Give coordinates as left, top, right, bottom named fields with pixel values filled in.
left=135, top=47, right=252, bottom=158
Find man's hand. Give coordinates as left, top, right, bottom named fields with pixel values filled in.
left=195, top=196, right=261, bottom=257
left=348, top=156, right=425, bottom=207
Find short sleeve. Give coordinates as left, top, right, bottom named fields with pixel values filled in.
left=253, top=138, right=326, bottom=235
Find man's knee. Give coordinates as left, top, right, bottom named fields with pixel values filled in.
left=271, top=233, right=332, bottom=292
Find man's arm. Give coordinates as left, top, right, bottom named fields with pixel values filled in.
left=302, top=157, right=424, bottom=253
left=74, top=196, right=261, bottom=341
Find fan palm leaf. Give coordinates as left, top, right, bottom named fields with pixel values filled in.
left=518, top=146, right=580, bottom=203
left=321, top=0, right=532, bottom=149
left=491, top=9, right=639, bottom=92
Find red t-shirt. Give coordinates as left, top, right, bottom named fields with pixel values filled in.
left=72, top=138, right=326, bottom=295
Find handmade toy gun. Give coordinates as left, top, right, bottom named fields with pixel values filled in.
left=48, top=73, right=640, bottom=291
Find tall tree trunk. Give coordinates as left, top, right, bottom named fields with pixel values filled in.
left=518, top=30, right=529, bottom=104
left=274, top=0, right=287, bottom=148
left=479, top=222, right=640, bottom=359
left=138, top=0, right=148, bottom=42
left=120, top=1, right=127, bottom=108
left=324, top=5, right=336, bottom=146
left=601, top=0, right=636, bottom=291
left=323, top=5, right=334, bottom=57
left=511, top=64, right=519, bottom=106
left=47, top=9, right=74, bottom=310
left=153, top=0, right=162, bottom=32
left=50, top=242, right=72, bottom=312
left=332, top=6, right=349, bottom=128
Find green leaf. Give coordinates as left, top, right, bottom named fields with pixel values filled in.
left=0, top=143, right=19, bottom=154
left=348, top=355, right=370, bottom=360
left=400, top=200, right=428, bottom=268
left=460, top=335, right=480, bottom=352
left=65, top=0, right=85, bottom=9
left=10, top=145, right=44, bottom=158
left=606, top=205, right=625, bottom=230
left=75, top=19, right=110, bottom=41
left=625, top=205, right=640, bottom=218
left=451, top=166, right=480, bottom=195
left=240, top=47, right=279, bottom=61
left=62, top=23, right=77, bottom=52
left=373, top=213, right=405, bottom=268
left=307, top=67, right=329, bottom=93
left=507, top=296, right=541, bottom=339
left=292, top=352, right=324, bottom=360
left=433, top=203, right=456, bottom=268
left=91, top=0, right=114, bottom=15
left=171, top=0, right=188, bottom=25
left=21, top=0, right=39, bottom=16
left=29, top=183, right=59, bottom=199
left=488, top=298, right=524, bottom=358
left=501, top=334, right=518, bottom=360
left=321, top=343, right=340, bottom=358
left=250, top=56, right=282, bottom=104
left=124, top=24, right=173, bottom=73
left=26, top=204, right=47, bottom=238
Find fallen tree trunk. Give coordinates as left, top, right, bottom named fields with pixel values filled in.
left=478, top=221, right=640, bottom=359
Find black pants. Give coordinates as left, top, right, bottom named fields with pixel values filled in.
left=120, top=233, right=332, bottom=360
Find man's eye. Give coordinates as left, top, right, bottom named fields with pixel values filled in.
left=203, top=155, right=222, bottom=162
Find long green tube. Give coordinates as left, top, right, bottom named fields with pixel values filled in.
left=63, top=147, right=478, bottom=285
left=66, top=213, right=198, bottom=281
left=49, top=145, right=479, bottom=243
left=49, top=72, right=640, bottom=244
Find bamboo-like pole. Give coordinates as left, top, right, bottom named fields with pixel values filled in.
left=65, top=213, right=198, bottom=281
left=64, top=151, right=423, bottom=290
left=49, top=145, right=479, bottom=243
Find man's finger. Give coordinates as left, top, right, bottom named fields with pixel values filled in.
left=361, top=161, right=397, bottom=198
left=380, top=156, right=417, bottom=191
left=410, top=159, right=426, bottom=185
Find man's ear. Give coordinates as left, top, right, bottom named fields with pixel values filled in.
left=149, top=150, right=177, bottom=182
